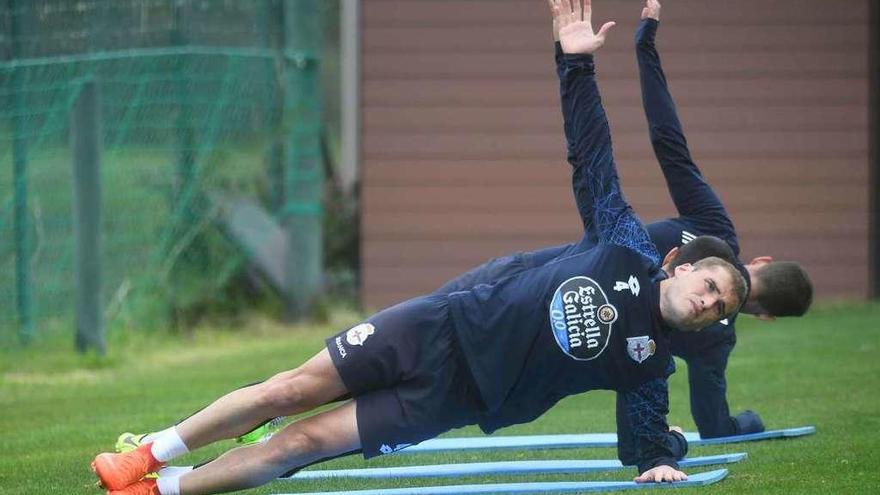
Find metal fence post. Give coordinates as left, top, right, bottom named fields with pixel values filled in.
left=9, top=0, right=33, bottom=344
left=71, top=81, right=105, bottom=354
left=263, top=0, right=285, bottom=214
left=283, top=0, right=323, bottom=319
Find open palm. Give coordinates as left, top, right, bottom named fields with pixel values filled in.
left=547, top=0, right=615, bottom=55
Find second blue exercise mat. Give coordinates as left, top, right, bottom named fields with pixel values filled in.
left=398, top=426, right=815, bottom=453
left=274, top=468, right=728, bottom=495
left=286, top=453, right=746, bottom=480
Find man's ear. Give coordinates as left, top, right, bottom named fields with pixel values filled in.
left=672, top=263, right=693, bottom=278
left=661, top=247, right=679, bottom=267
left=749, top=255, right=773, bottom=267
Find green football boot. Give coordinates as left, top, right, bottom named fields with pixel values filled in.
left=236, top=417, right=286, bottom=445
left=115, top=432, right=150, bottom=453
left=114, top=417, right=284, bottom=455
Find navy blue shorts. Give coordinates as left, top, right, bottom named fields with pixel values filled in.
left=326, top=294, right=484, bottom=458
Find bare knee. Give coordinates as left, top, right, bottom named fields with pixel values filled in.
left=255, top=369, right=309, bottom=415
left=262, top=424, right=327, bottom=467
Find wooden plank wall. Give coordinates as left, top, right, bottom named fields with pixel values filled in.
left=360, top=0, right=870, bottom=310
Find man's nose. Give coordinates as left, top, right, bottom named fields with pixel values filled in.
left=702, top=294, right=718, bottom=309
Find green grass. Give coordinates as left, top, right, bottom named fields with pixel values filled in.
left=1, top=302, right=879, bottom=494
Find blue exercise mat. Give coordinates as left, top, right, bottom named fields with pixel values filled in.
left=399, top=426, right=815, bottom=453
left=272, top=468, right=728, bottom=495
left=685, top=426, right=816, bottom=446
left=285, top=453, right=745, bottom=480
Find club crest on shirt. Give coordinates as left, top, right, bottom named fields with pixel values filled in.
left=346, top=323, right=375, bottom=346
left=626, top=336, right=656, bottom=364
left=549, top=276, right=616, bottom=361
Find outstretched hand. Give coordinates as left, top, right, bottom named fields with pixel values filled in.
left=634, top=464, right=688, bottom=483
left=642, top=0, right=661, bottom=21
left=546, top=0, right=615, bottom=54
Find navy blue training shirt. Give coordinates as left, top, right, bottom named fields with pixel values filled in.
left=445, top=53, right=682, bottom=472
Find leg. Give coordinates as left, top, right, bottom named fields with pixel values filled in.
left=94, top=347, right=356, bottom=491
left=178, top=401, right=360, bottom=495
left=176, top=348, right=347, bottom=450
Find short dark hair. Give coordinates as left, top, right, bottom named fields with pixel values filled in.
left=669, top=236, right=737, bottom=271
left=753, top=261, right=813, bottom=317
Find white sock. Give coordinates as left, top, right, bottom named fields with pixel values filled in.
left=142, top=426, right=176, bottom=444
left=150, top=427, right=190, bottom=462
left=157, top=466, right=193, bottom=478
left=157, top=475, right=181, bottom=495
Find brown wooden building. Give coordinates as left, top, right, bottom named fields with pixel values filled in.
left=356, top=0, right=873, bottom=310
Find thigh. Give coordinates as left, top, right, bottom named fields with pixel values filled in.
left=267, top=349, right=350, bottom=410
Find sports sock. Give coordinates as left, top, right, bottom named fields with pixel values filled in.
left=150, top=427, right=190, bottom=462
left=157, top=466, right=193, bottom=478
left=157, top=475, right=181, bottom=495
left=142, top=426, right=176, bottom=444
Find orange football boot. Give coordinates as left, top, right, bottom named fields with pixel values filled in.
left=107, top=478, right=161, bottom=495
left=92, top=443, right=164, bottom=490
left=106, top=478, right=159, bottom=495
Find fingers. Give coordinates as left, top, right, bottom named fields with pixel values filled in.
left=645, top=0, right=661, bottom=21
left=633, top=467, right=689, bottom=484
left=574, top=0, right=584, bottom=21
left=596, top=21, right=616, bottom=41
left=559, top=0, right=571, bottom=16
left=546, top=0, right=560, bottom=23
left=555, top=0, right=570, bottom=27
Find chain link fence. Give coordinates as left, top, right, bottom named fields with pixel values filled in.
left=0, top=0, right=336, bottom=348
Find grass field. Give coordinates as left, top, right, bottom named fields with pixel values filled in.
left=2, top=302, right=879, bottom=494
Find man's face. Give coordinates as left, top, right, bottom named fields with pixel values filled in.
left=660, top=264, right=740, bottom=331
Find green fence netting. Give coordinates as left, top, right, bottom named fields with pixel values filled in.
left=0, top=0, right=327, bottom=346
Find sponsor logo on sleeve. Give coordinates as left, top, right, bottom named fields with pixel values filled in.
left=549, top=276, right=617, bottom=361
left=626, top=336, right=656, bottom=363
left=346, top=323, right=375, bottom=346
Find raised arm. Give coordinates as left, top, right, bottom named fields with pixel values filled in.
left=635, top=1, right=738, bottom=250
left=550, top=0, right=659, bottom=264
left=551, top=0, right=600, bottom=244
